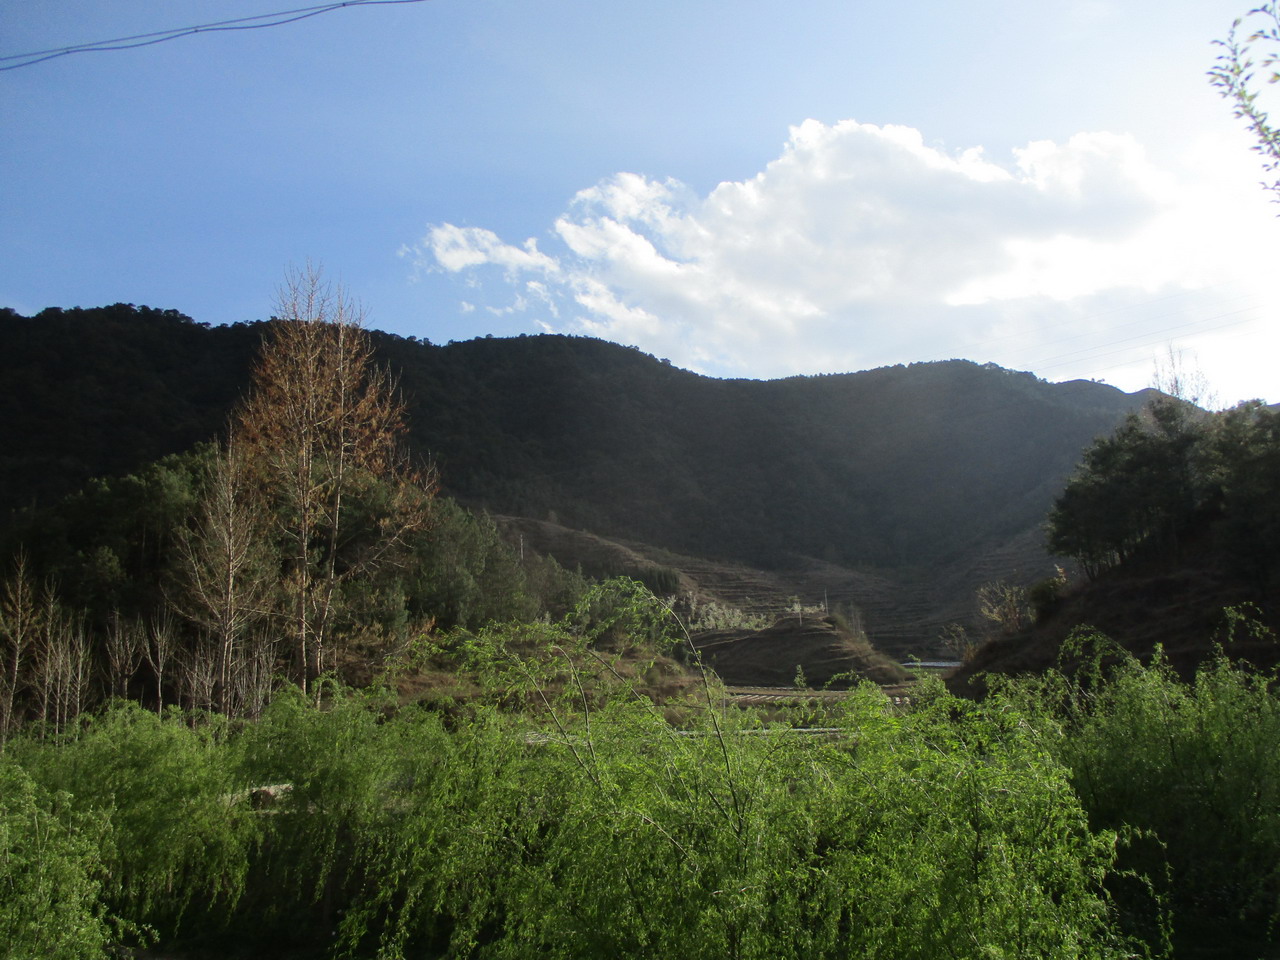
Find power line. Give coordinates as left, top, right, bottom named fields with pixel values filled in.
left=0, top=0, right=430, bottom=71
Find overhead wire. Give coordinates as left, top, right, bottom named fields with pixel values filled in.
left=0, top=0, right=429, bottom=71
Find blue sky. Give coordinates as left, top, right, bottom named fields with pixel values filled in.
left=2, top=0, right=1277, bottom=403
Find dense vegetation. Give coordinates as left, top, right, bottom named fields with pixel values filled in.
left=0, top=280, right=586, bottom=738
left=1049, top=397, right=1280, bottom=584
left=6, top=618, right=1280, bottom=959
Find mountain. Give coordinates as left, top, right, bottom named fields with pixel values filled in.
left=0, top=304, right=1153, bottom=653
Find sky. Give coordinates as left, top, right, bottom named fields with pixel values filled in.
left=2, top=0, right=1277, bottom=404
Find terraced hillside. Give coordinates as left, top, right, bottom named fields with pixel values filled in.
left=494, top=514, right=1048, bottom=658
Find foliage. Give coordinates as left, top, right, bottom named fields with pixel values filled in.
left=1027, top=567, right=1068, bottom=622
left=679, top=593, right=771, bottom=632
left=1047, top=397, right=1280, bottom=580
left=14, top=614, right=1280, bottom=958
left=1211, top=2, right=1280, bottom=202
left=976, top=579, right=1032, bottom=637
left=3, top=676, right=1141, bottom=960
left=404, top=498, right=585, bottom=631
left=1206, top=400, right=1280, bottom=579
left=9, top=702, right=258, bottom=935
left=0, top=759, right=119, bottom=959
left=999, top=628, right=1280, bottom=947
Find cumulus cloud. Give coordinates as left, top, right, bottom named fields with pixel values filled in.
left=414, top=224, right=559, bottom=275
left=405, top=119, right=1276, bottom=386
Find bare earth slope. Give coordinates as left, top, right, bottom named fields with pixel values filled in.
left=692, top=615, right=910, bottom=687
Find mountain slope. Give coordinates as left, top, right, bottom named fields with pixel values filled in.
left=380, top=332, right=1152, bottom=572
left=0, top=304, right=1153, bottom=652
left=949, top=514, right=1280, bottom=697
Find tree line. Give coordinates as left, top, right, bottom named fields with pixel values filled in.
left=0, top=269, right=584, bottom=739
left=1048, top=396, right=1280, bottom=582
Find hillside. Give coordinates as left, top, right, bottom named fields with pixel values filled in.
left=381, top=332, right=1156, bottom=573
left=692, top=614, right=911, bottom=687
left=0, top=304, right=1154, bottom=652
left=950, top=525, right=1280, bottom=697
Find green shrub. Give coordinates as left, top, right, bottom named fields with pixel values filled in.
left=0, top=670, right=1144, bottom=959
left=1002, top=629, right=1280, bottom=946
left=0, top=760, right=117, bottom=959
left=316, top=683, right=1133, bottom=959
left=10, top=701, right=257, bottom=937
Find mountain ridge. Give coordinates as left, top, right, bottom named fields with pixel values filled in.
left=0, top=304, right=1154, bottom=652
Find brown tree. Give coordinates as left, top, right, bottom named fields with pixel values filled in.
left=236, top=266, right=433, bottom=695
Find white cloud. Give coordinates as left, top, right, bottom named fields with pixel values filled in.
left=406, top=119, right=1279, bottom=394
left=407, top=224, right=559, bottom=275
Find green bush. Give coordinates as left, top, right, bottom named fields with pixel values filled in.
left=0, top=760, right=117, bottom=959
left=1, top=673, right=1146, bottom=959
left=238, top=682, right=1134, bottom=959
left=10, top=701, right=257, bottom=937
left=1002, top=629, right=1280, bottom=946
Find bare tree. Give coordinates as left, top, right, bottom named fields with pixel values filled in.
left=237, top=265, right=433, bottom=696
left=104, top=613, right=146, bottom=701
left=234, top=629, right=278, bottom=719
left=28, top=593, right=91, bottom=733
left=171, top=436, right=276, bottom=712
left=143, top=610, right=178, bottom=712
left=1152, top=344, right=1217, bottom=410
left=58, top=616, right=92, bottom=729
left=178, top=631, right=219, bottom=713
left=0, top=554, right=41, bottom=744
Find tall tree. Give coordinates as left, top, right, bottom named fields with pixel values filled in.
left=236, top=267, right=432, bottom=694
left=170, top=437, right=275, bottom=713
left=0, top=554, right=40, bottom=744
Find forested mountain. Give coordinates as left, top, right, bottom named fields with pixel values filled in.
left=2, top=304, right=1149, bottom=556
left=0, top=305, right=261, bottom=513
left=0, top=303, right=1153, bottom=648
left=383, top=333, right=1158, bottom=571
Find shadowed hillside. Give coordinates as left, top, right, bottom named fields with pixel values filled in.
left=0, top=304, right=1154, bottom=651
left=692, top=614, right=910, bottom=688
left=380, top=332, right=1155, bottom=573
